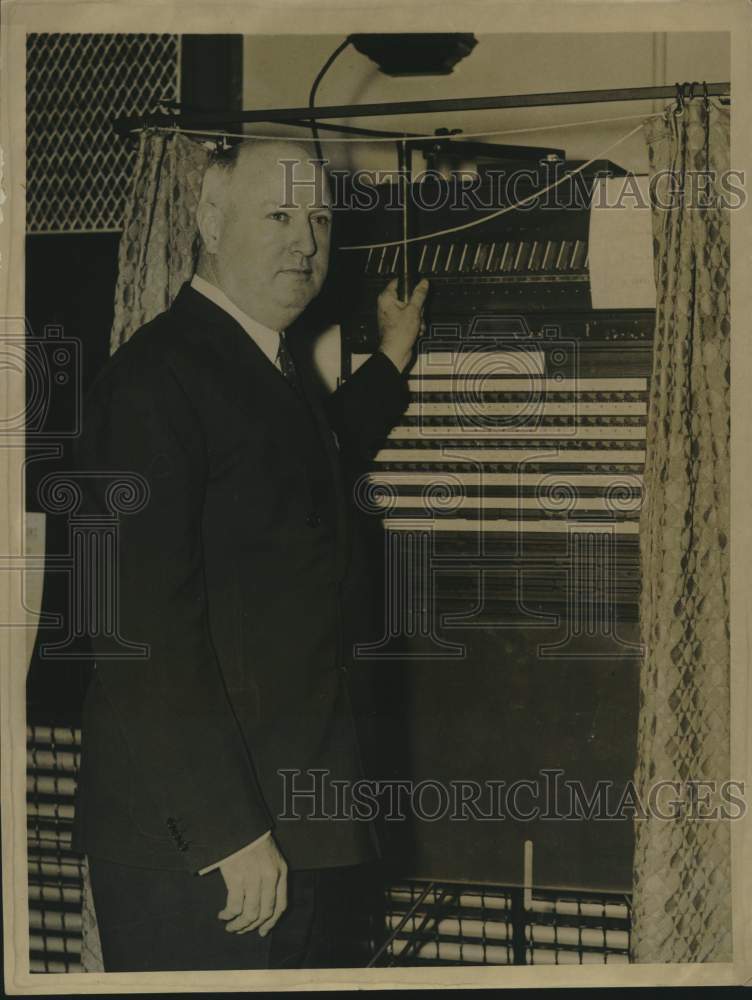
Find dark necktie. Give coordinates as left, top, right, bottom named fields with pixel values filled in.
left=276, top=333, right=299, bottom=390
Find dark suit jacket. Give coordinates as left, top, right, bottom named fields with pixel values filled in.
left=71, top=283, right=408, bottom=873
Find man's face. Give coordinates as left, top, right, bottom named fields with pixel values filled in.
left=214, top=143, right=332, bottom=331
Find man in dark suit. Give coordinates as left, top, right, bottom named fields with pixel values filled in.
left=72, top=139, right=428, bottom=971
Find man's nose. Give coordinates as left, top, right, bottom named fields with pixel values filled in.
left=289, top=218, right=318, bottom=257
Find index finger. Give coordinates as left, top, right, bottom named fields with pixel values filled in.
left=259, top=868, right=288, bottom=938
left=240, top=875, right=276, bottom=934
left=410, top=278, right=430, bottom=308
left=379, top=276, right=399, bottom=296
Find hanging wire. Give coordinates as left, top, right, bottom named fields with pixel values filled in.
left=143, top=107, right=669, bottom=147
left=338, top=118, right=647, bottom=252
left=308, top=37, right=353, bottom=158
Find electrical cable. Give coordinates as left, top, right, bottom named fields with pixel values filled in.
left=145, top=108, right=667, bottom=147
left=308, top=37, right=353, bottom=158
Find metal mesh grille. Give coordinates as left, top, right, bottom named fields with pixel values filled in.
left=26, top=33, right=180, bottom=234
left=27, top=725, right=83, bottom=972
left=525, top=890, right=630, bottom=965
left=383, top=883, right=515, bottom=965
left=379, top=881, right=631, bottom=966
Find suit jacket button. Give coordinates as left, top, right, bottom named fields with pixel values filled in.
left=306, top=513, right=321, bottom=528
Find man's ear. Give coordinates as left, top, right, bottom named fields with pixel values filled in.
left=196, top=199, right=223, bottom=255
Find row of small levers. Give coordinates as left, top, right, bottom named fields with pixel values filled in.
left=383, top=887, right=629, bottom=965
left=368, top=485, right=645, bottom=530
left=364, top=239, right=588, bottom=277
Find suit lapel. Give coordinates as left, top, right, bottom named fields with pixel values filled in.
left=169, top=284, right=311, bottom=429
left=170, top=284, right=350, bottom=574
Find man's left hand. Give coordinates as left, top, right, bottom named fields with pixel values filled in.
left=377, top=277, right=429, bottom=373
left=217, top=834, right=288, bottom=936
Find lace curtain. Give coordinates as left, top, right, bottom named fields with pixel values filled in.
left=631, top=100, right=731, bottom=962
left=110, top=130, right=210, bottom=352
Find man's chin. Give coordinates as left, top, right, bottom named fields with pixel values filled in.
left=274, top=278, right=321, bottom=307
left=273, top=293, right=318, bottom=326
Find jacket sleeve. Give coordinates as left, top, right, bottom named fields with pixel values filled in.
left=324, top=350, right=410, bottom=466
left=75, top=347, right=273, bottom=872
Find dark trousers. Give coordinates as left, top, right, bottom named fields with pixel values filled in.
left=88, top=857, right=382, bottom=972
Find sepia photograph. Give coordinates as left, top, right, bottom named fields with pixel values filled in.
left=1, top=0, right=750, bottom=992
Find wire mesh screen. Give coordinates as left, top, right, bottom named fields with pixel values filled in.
left=26, top=33, right=180, bottom=234
left=379, top=881, right=631, bottom=966
left=382, top=883, right=515, bottom=965
left=525, top=891, right=630, bottom=964
left=27, top=725, right=83, bottom=972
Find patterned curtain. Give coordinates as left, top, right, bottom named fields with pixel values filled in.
left=82, top=129, right=212, bottom=971
left=631, top=100, right=731, bottom=962
left=110, top=129, right=211, bottom=352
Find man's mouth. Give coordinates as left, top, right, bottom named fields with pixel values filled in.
left=280, top=267, right=312, bottom=275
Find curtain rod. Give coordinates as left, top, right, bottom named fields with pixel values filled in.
left=113, top=82, right=730, bottom=134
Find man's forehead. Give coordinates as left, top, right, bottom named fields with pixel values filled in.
left=232, top=142, right=331, bottom=208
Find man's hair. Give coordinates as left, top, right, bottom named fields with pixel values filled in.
left=207, top=138, right=246, bottom=173
left=207, top=136, right=321, bottom=174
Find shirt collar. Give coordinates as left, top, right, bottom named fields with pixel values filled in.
left=190, top=274, right=281, bottom=367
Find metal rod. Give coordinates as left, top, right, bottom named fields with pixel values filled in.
left=266, top=118, right=421, bottom=139
left=113, top=82, right=729, bottom=134
left=396, top=139, right=413, bottom=303
left=366, top=880, right=436, bottom=967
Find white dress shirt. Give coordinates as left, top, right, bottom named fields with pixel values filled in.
left=191, top=273, right=283, bottom=369
left=190, top=273, right=277, bottom=875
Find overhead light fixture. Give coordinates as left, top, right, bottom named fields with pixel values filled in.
left=348, top=33, right=477, bottom=77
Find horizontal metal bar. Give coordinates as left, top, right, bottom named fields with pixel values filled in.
left=369, top=471, right=642, bottom=487
left=266, top=118, right=420, bottom=139
left=374, top=448, right=646, bottom=464
left=403, top=401, right=645, bottom=416
left=406, top=378, right=648, bottom=391
left=389, top=425, right=647, bottom=440
left=373, top=497, right=639, bottom=511
left=113, top=82, right=730, bottom=134
left=383, top=519, right=640, bottom=534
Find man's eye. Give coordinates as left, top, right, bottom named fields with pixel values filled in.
left=313, top=215, right=332, bottom=227
left=269, top=211, right=290, bottom=222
